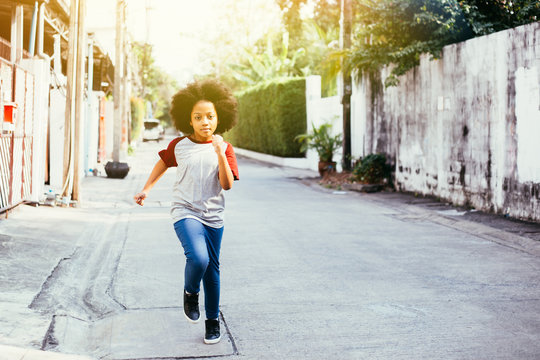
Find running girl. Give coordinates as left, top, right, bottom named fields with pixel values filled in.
left=134, top=79, right=239, bottom=344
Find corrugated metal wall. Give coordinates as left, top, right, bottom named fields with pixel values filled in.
left=0, top=58, right=34, bottom=212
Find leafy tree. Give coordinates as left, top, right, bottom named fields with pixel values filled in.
left=324, top=0, right=539, bottom=87
left=303, top=19, right=340, bottom=96
left=345, top=0, right=473, bottom=86
left=175, top=0, right=282, bottom=91
left=275, top=0, right=309, bottom=51
left=460, top=0, right=539, bottom=35
left=312, top=0, right=341, bottom=33
left=131, top=41, right=178, bottom=127
left=266, top=0, right=343, bottom=95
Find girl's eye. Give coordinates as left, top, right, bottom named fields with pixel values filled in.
left=194, top=115, right=201, bottom=120
left=208, top=114, right=214, bottom=119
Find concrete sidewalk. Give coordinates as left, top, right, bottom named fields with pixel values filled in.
left=0, top=139, right=237, bottom=359
left=0, top=345, right=94, bottom=360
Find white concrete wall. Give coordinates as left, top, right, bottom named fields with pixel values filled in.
left=351, top=22, right=540, bottom=221
left=305, top=75, right=343, bottom=172
left=350, top=72, right=367, bottom=159
left=49, top=86, right=66, bottom=192
left=20, top=59, right=50, bottom=202
left=48, top=81, right=105, bottom=194
left=515, top=66, right=540, bottom=184
left=84, top=91, right=102, bottom=174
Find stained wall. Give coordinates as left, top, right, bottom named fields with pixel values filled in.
left=352, top=22, right=540, bottom=221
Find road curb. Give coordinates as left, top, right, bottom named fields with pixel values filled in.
left=410, top=206, right=540, bottom=257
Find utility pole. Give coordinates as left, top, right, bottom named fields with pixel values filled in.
left=106, top=0, right=130, bottom=178
left=143, top=1, right=151, bottom=97
left=113, top=0, right=124, bottom=164
left=142, top=0, right=153, bottom=114
left=341, top=0, right=352, bottom=171
left=10, top=4, right=23, bottom=64
left=72, top=0, right=86, bottom=201
left=62, top=0, right=86, bottom=202
left=123, top=8, right=130, bottom=148
left=62, top=0, right=79, bottom=200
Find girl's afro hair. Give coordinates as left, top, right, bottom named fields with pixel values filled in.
left=170, top=78, right=238, bottom=134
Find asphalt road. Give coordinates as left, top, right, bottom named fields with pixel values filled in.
left=0, top=136, right=539, bottom=359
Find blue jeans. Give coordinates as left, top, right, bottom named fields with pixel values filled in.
left=173, top=218, right=223, bottom=320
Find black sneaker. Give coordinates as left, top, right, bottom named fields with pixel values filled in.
left=183, top=290, right=200, bottom=323
left=204, top=319, right=221, bottom=344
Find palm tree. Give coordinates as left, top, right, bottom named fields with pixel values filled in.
left=228, top=32, right=306, bottom=87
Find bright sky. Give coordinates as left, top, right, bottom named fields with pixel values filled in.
left=86, top=0, right=283, bottom=85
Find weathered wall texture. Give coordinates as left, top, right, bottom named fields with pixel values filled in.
left=352, top=22, right=540, bottom=221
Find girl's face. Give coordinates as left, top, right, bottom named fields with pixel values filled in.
left=190, top=100, right=218, bottom=142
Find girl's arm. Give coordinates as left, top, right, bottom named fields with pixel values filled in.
left=134, top=159, right=168, bottom=206
left=213, top=135, right=234, bottom=190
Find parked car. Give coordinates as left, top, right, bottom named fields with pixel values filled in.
left=142, top=119, right=164, bottom=142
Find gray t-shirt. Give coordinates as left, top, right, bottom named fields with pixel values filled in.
left=159, top=136, right=239, bottom=228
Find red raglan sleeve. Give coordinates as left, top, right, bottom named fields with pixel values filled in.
left=225, top=143, right=239, bottom=180
left=158, top=137, right=183, bottom=167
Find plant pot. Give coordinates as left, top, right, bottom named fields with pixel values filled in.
left=342, top=183, right=383, bottom=193
left=105, top=161, right=130, bottom=179
left=318, top=161, right=337, bottom=177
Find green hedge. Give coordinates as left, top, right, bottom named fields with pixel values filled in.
left=225, top=77, right=306, bottom=157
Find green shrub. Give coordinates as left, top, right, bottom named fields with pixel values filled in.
left=225, top=77, right=306, bottom=157
left=130, top=97, right=145, bottom=142
left=353, top=153, right=389, bottom=184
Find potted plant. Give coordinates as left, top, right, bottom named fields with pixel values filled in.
left=295, top=122, right=342, bottom=176
left=104, top=161, right=130, bottom=179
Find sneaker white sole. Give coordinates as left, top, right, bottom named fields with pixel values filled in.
left=204, top=335, right=221, bottom=345
left=183, top=311, right=200, bottom=324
